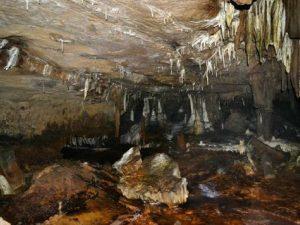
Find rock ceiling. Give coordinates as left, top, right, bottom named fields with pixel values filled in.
left=0, top=0, right=299, bottom=94
left=0, top=0, right=221, bottom=79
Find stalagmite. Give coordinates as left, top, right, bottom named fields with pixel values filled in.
left=4, top=47, right=19, bottom=70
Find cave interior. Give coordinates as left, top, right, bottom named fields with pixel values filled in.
left=0, top=0, right=300, bottom=224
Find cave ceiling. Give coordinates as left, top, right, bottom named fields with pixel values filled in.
left=0, top=0, right=299, bottom=94
left=0, top=1, right=216, bottom=76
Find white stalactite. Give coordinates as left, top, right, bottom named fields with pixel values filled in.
left=123, top=91, right=127, bottom=112
left=169, top=58, right=174, bottom=75
left=0, top=39, right=8, bottom=49
left=4, top=47, right=19, bottom=70
left=187, top=94, right=195, bottom=127
left=158, top=99, right=162, bottom=114
left=179, top=67, right=185, bottom=84
left=25, top=0, right=29, bottom=10
left=202, top=99, right=212, bottom=129
left=130, top=109, right=134, bottom=122
left=143, top=98, right=150, bottom=118
left=83, top=78, right=89, bottom=100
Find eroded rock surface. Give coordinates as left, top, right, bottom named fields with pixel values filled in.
left=113, top=147, right=188, bottom=206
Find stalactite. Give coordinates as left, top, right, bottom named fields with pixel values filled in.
left=278, top=33, right=293, bottom=73
left=158, top=99, right=162, bottom=114
left=187, top=94, right=195, bottom=128
left=179, top=67, right=185, bottom=84
left=123, top=91, right=127, bottom=112
left=246, top=0, right=292, bottom=72
left=202, top=99, right=212, bottom=129
left=83, top=78, right=89, bottom=100
left=42, top=64, right=52, bottom=76
left=0, top=39, right=8, bottom=49
left=192, top=1, right=239, bottom=82
left=130, top=109, right=134, bottom=122
left=176, top=59, right=181, bottom=72
left=169, top=58, right=174, bottom=75
left=142, top=98, right=150, bottom=118
left=25, top=0, right=29, bottom=10
left=4, top=47, right=20, bottom=70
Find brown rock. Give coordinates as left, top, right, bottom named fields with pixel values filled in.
left=4, top=162, right=98, bottom=224
left=113, top=147, right=189, bottom=206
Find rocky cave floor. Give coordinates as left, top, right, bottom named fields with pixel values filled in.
left=0, top=129, right=300, bottom=225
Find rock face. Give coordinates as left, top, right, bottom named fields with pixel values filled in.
left=113, top=147, right=188, bottom=206
left=0, top=70, right=114, bottom=138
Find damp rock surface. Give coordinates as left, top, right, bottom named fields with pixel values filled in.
left=113, top=147, right=189, bottom=206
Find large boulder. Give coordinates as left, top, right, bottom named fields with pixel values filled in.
left=4, top=162, right=98, bottom=224
left=113, top=147, right=188, bottom=207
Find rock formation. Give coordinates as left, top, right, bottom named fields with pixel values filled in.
left=113, top=147, right=188, bottom=206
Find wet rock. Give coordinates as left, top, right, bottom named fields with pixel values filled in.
left=4, top=162, right=98, bottom=224
left=224, top=111, right=248, bottom=134
left=113, top=147, right=188, bottom=206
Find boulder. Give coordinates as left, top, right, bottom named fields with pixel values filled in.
left=113, top=147, right=188, bottom=206
left=4, top=162, right=98, bottom=224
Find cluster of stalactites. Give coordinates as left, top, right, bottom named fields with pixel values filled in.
left=191, top=1, right=239, bottom=85
left=246, top=0, right=292, bottom=73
